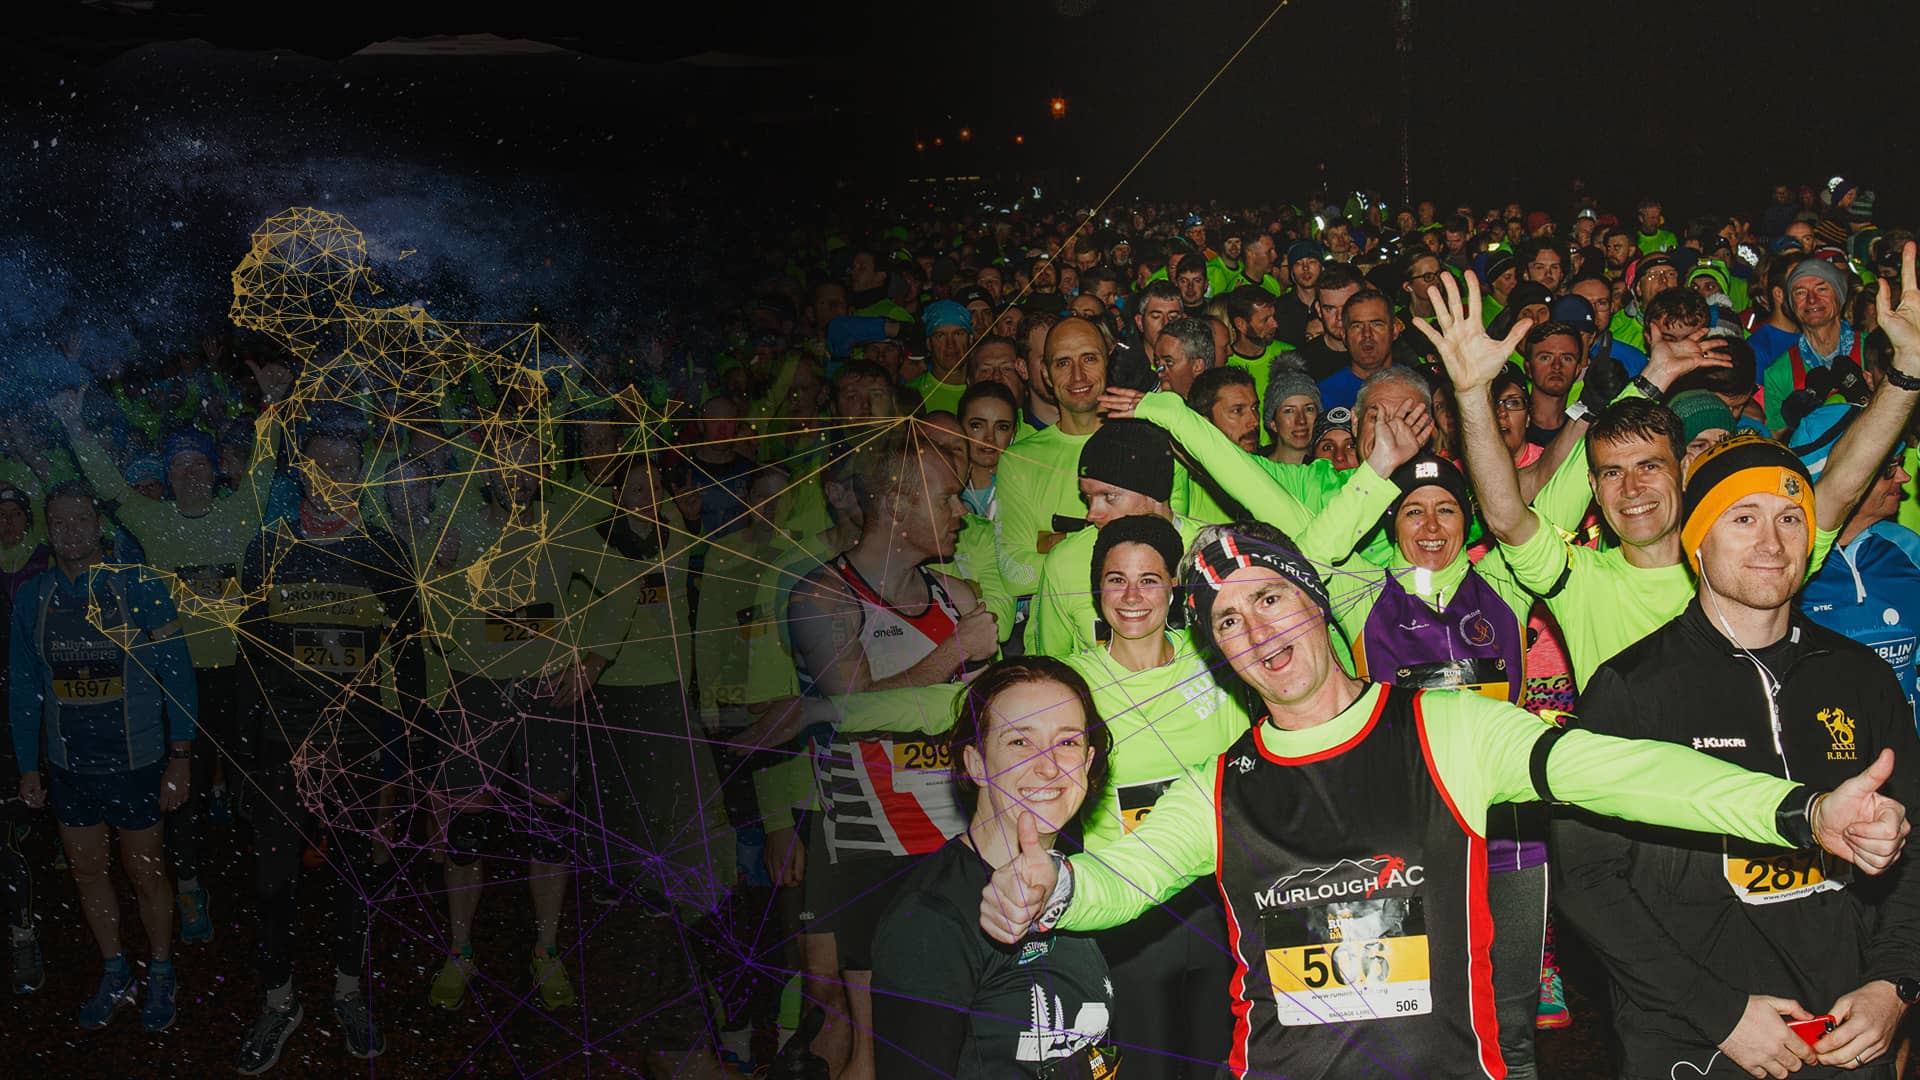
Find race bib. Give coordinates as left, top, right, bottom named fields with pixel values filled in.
left=485, top=603, right=556, bottom=643
left=892, top=740, right=952, bottom=772
left=1264, top=896, right=1432, bottom=1025
left=1395, top=658, right=1510, bottom=703
left=52, top=663, right=124, bottom=705
left=1724, top=845, right=1852, bottom=906
left=1117, top=776, right=1175, bottom=834
left=633, top=573, right=667, bottom=609
left=178, top=563, right=238, bottom=600
left=292, top=628, right=368, bottom=673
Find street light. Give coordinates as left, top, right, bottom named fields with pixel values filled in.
left=958, top=127, right=972, bottom=142
left=1049, top=97, right=1067, bottom=119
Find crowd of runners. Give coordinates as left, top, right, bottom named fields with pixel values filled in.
left=5, top=182, right=1920, bottom=1080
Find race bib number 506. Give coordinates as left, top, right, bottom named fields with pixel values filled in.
left=1264, top=896, right=1432, bottom=1025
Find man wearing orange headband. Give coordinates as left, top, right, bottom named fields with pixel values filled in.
left=1556, top=432, right=1920, bottom=1078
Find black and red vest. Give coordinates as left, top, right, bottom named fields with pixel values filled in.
left=1214, top=685, right=1503, bottom=1078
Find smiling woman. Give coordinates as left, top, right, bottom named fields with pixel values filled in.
left=868, top=657, right=1118, bottom=1079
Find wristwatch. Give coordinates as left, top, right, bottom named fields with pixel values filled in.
left=1884, top=366, right=1920, bottom=393
left=168, top=746, right=192, bottom=760
left=1564, top=400, right=1593, bottom=425
left=1031, top=850, right=1075, bottom=934
left=1896, top=977, right=1920, bottom=1005
left=1630, top=374, right=1666, bottom=405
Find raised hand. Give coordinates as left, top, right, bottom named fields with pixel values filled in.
left=1640, top=321, right=1732, bottom=392
left=1817, top=748, right=1910, bottom=874
left=1876, top=241, right=1920, bottom=365
left=245, top=356, right=295, bottom=407
left=979, top=812, right=1057, bottom=945
left=1410, top=272, right=1532, bottom=393
left=1364, top=397, right=1435, bottom=477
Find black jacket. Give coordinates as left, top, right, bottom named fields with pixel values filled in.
left=1554, top=597, right=1920, bottom=1078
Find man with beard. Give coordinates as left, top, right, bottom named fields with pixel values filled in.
left=1223, top=285, right=1295, bottom=411
left=1190, top=366, right=1263, bottom=455
left=1602, top=225, right=1641, bottom=277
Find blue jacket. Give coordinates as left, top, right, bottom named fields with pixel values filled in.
left=1802, top=520, right=1920, bottom=715
left=9, top=563, right=197, bottom=775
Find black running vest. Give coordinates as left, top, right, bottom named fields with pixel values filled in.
left=1214, top=685, right=1502, bottom=1078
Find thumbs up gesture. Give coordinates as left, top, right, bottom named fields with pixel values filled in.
left=979, top=812, right=1060, bottom=945
left=1818, top=748, right=1911, bottom=875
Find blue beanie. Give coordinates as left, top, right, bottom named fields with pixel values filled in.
left=125, top=456, right=166, bottom=487
left=163, top=430, right=215, bottom=470
left=921, top=300, right=972, bottom=334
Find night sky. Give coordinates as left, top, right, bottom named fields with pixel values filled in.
left=3, top=0, right=1916, bottom=395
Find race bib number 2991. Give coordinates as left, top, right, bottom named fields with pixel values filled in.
left=1263, top=896, right=1432, bottom=1025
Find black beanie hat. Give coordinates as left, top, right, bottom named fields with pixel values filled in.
left=1078, top=418, right=1174, bottom=504
left=1388, top=453, right=1472, bottom=519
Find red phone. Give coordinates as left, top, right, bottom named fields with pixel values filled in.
left=1786, top=1015, right=1835, bottom=1046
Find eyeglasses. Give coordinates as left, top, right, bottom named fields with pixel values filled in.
left=1410, top=270, right=1443, bottom=283
left=1494, top=396, right=1529, bottom=413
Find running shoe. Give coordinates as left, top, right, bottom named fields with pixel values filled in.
left=428, top=947, right=474, bottom=1010
left=177, top=887, right=214, bottom=944
left=141, top=961, right=177, bottom=1032
left=10, top=928, right=43, bottom=995
left=1536, top=963, right=1571, bottom=1030
left=234, top=1001, right=302, bottom=1075
left=77, top=967, right=137, bottom=1030
left=332, top=993, right=386, bottom=1060
left=530, top=948, right=577, bottom=1010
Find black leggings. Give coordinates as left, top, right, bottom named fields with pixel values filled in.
left=1094, top=879, right=1236, bottom=1080
left=165, top=665, right=240, bottom=882
left=246, top=739, right=386, bottom=988
left=1, top=798, right=28, bottom=930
